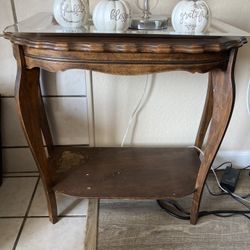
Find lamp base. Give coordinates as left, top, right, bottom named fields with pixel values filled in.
left=130, top=16, right=168, bottom=30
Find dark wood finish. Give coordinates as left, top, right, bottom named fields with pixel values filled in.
left=14, top=45, right=58, bottom=223
left=4, top=34, right=246, bottom=53
left=51, top=147, right=200, bottom=199
left=37, top=78, right=54, bottom=156
left=195, top=72, right=213, bottom=150
left=4, top=27, right=247, bottom=225
left=191, top=49, right=237, bottom=224
left=4, top=33, right=246, bottom=75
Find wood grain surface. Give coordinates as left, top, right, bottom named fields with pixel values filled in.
left=4, top=26, right=247, bottom=225
left=52, top=147, right=200, bottom=199
left=97, top=171, right=250, bottom=250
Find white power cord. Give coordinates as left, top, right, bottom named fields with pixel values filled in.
left=188, top=145, right=205, bottom=162
left=188, top=146, right=204, bottom=157
left=121, top=75, right=150, bottom=147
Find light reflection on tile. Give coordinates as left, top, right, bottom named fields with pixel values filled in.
left=16, top=218, right=86, bottom=250
left=29, top=180, right=88, bottom=217
left=0, top=218, right=23, bottom=250
left=2, top=148, right=37, bottom=173
left=0, top=177, right=38, bottom=216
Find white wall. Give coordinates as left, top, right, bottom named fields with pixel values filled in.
left=1, top=0, right=250, bottom=173
left=92, top=0, right=250, bottom=152
left=0, top=0, right=89, bottom=173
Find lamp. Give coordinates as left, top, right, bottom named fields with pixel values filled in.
left=130, top=0, right=168, bottom=30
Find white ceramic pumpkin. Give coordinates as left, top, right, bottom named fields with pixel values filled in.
left=171, top=0, right=211, bottom=33
left=53, top=0, right=88, bottom=28
left=93, top=0, right=131, bottom=32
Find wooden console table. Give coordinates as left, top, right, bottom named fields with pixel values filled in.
left=4, top=13, right=248, bottom=226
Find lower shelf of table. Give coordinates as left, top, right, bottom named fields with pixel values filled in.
left=51, top=147, right=200, bottom=199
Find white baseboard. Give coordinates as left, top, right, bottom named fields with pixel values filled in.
left=213, top=150, right=250, bottom=169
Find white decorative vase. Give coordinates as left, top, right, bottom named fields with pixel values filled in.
left=93, top=0, right=131, bottom=32
left=171, top=0, right=211, bottom=33
left=53, top=0, right=88, bottom=28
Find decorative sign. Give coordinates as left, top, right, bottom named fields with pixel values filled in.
left=172, top=0, right=211, bottom=33
left=54, top=0, right=88, bottom=28
left=93, top=0, right=131, bottom=32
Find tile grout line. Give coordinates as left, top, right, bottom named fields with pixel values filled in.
left=2, top=144, right=89, bottom=149
left=3, top=176, right=40, bottom=178
left=3, top=171, right=39, bottom=178
left=1, top=146, right=29, bottom=149
left=12, top=176, right=40, bottom=250
left=1, top=95, right=87, bottom=98
left=4, top=171, right=39, bottom=173
left=0, top=216, right=25, bottom=219
left=0, top=215, right=87, bottom=219
left=3, top=169, right=39, bottom=178
left=28, top=215, right=87, bottom=218
left=42, top=95, right=87, bottom=98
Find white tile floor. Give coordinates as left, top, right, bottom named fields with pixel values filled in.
left=0, top=175, right=88, bottom=250
left=2, top=169, right=250, bottom=249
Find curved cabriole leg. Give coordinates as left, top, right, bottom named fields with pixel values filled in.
left=195, top=73, right=213, bottom=149
left=190, top=49, right=238, bottom=225
left=14, top=45, right=58, bottom=223
left=37, top=76, right=54, bottom=156
left=45, top=190, right=58, bottom=224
